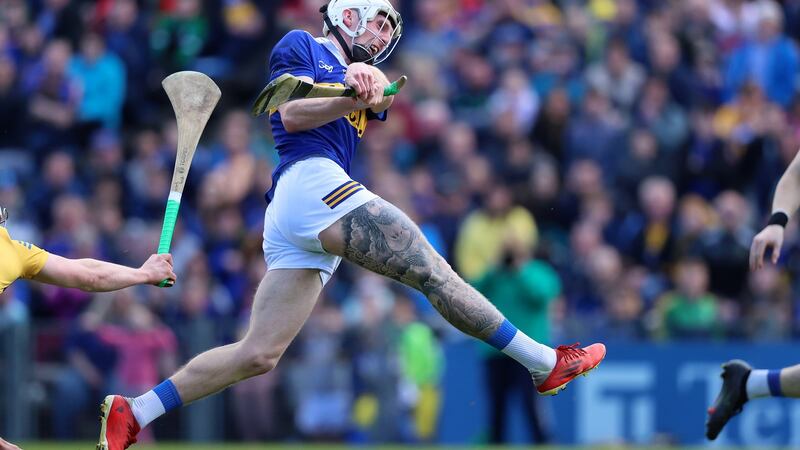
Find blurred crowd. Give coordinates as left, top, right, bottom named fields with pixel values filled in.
left=2, top=0, right=800, bottom=443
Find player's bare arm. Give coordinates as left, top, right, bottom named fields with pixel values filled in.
left=33, top=253, right=176, bottom=291
left=278, top=66, right=389, bottom=132
left=750, top=148, right=800, bottom=270
left=278, top=75, right=377, bottom=132
left=321, top=198, right=504, bottom=339
left=0, top=437, right=20, bottom=450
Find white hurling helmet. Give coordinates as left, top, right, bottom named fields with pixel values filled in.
left=321, top=0, right=403, bottom=65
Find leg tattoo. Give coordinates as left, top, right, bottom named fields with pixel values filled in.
left=340, top=199, right=504, bottom=339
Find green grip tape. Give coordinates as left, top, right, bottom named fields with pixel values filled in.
left=383, top=77, right=405, bottom=96
left=383, top=81, right=400, bottom=96
left=344, top=76, right=406, bottom=99
left=157, top=198, right=180, bottom=287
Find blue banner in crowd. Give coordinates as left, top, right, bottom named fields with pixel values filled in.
left=440, top=341, right=800, bottom=446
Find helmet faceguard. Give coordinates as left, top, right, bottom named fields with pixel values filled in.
left=321, top=0, right=403, bottom=65
left=0, top=206, right=7, bottom=227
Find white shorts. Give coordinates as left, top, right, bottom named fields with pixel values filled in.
left=262, top=157, right=378, bottom=284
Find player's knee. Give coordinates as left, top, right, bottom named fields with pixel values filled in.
left=423, top=270, right=447, bottom=292
left=418, top=257, right=455, bottom=294
left=435, top=256, right=455, bottom=276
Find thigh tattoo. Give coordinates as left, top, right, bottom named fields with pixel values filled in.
left=339, top=199, right=502, bottom=339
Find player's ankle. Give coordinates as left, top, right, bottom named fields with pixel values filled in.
left=746, top=369, right=783, bottom=399
left=485, top=320, right=556, bottom=373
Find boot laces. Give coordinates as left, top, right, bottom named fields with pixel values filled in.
left=556, top=343, right=587, bottom=361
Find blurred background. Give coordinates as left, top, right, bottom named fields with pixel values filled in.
left=2, top=0, right=800, bottom=447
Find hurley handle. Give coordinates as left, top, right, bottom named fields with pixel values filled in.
left=344, top=75, right=407, bottom=98
left=382, top=77, right=405, bottom=96
left=156, top=196, right=181, bottom=287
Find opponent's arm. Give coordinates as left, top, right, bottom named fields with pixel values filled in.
left=33, top=253, right=176, bottom=292
left=750, top=150, right=800, bottom=269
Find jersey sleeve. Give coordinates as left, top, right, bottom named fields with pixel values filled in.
left=268, top=30, right=317, bottom=83
left=13, top=239, right=49, bottom=279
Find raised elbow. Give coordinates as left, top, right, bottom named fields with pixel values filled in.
left=281, top=114, right=303, bottom=133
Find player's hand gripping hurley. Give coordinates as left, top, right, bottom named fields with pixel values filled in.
left=157, top=71, right=221, bottom=287
left=251, top=73, right=406, bottom=116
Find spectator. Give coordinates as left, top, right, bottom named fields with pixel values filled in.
left=616, top=176, right=678, bottom=270
left=564, top=88, right=626, bottom=174
left=393, top=292, right=443, bottom=442
left=614, top=129, right=667, bottom=209
left=651, top=257, right=721, bottom=339
left=724, top=0, right=799, bottom=107
left=23, top=39, right=78, bottom=157
left=68, top=32, right=126, bottom=131
left=51, top=302, right=118, bottom=439
left=674, top=194, right=716, bottom=258
left=742, top=265, right=792, bottom=339
left=0, top=56, right=25, bottom=148
left=488, top=67, right=540, bottom=140
left=199, top=110, right=257, bottom=208
left=597, top=287, right=647, bottom=340
left=97, top=290, right=177, bottom=443
left=531, top=87, right=572, bottom=164
left=290, top=301, right=351, bottom=441
left=646, top=31, right=696, bottom=108
left=585, top=37, right=646, bottom=112
left=455, top=183, right=537, bottom=281
left=633, top=77, right=690, bottom=158
left=98, top=291, right=177, bottom=397
left=150, top=0, right=209, bottom=72
left=700, top=190, right=754, bottom=298
left=104, top=0, right=152, bottom=126
left=474, top=241, right=559, bottom=444
left=34, top=0, right=82, bottom=47
left=27, top=151, right=85, bottom=229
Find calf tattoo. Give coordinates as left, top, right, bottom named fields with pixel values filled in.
left=340, top=199, right=504, bottom=340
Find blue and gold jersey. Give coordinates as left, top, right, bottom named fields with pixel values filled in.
left=265, top=30, right=386, bottom=201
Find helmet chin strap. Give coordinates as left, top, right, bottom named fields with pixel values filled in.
left=321, top=6, right=375, bottom=64
left=350, top=42, right=375, bottom=64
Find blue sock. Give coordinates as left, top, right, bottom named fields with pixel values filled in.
left=747, top=369, right=783, bottom=399
left=131, top=379, right=183, bottom=428
left=768, top=370, right=784, bottom=397
left=486, top=319, right=556, bottom=375
left=486, top=319, right=517, bottom=350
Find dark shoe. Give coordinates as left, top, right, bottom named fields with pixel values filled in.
left=706, top=359, right=751, bottom=440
